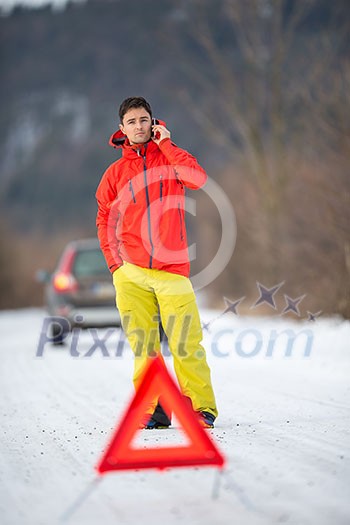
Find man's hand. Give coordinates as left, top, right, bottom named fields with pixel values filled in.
left=152, top=124, right=171, bottom=145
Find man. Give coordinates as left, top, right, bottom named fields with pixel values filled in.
left=96, top=97, right=217, bottom=428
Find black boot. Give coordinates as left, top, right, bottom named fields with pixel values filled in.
left=152, top=402, right=171, bottom=427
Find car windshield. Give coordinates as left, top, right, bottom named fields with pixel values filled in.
left=72, top=248, right=109, bottom=278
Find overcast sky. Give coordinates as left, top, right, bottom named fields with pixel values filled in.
left=0, top=0, right=85, bottom=12
left=1, top=0, right=65, bottom=6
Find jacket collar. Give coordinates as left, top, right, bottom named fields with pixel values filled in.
left=121, top=139, right=159, bottom=159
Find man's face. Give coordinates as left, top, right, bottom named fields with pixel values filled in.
left=119, top=108, right=152, bottom=145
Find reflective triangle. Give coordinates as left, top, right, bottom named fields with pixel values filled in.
left=96, top=355, right=225, bottom=473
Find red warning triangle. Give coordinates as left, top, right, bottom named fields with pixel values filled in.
left=96, top=355, right=225, bottom=473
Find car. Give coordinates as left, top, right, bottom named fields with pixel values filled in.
left=38, top=238, right=120, bottom=344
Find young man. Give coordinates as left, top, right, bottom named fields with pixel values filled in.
left=96, top=97, right=217, bottom=428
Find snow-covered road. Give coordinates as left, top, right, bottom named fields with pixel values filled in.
left=0, top=309, right=349, bottom=525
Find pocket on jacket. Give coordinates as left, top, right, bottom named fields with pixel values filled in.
left=177, top=203, right=184, bottom=241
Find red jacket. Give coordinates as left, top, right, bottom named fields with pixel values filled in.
left=96, top=123, right=207, bottom=277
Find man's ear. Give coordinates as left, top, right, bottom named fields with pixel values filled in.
left=119, top=123, right=125, bottom=134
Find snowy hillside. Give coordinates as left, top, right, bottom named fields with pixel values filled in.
left=0, top=308, right=349, bottom=525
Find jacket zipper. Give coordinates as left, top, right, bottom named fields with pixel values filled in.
left=141, top=147, right=154, bottom=268
left=178, top=203, right=184, bottom=241
left=159, top=174, right=163, bottom=202
left=128, top=179, right=136, bottom=203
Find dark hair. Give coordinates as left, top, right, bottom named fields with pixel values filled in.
left=119, top=97, right=152, bottom=123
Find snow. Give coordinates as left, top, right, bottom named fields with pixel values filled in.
left=0, top=308, right=350, bottom=525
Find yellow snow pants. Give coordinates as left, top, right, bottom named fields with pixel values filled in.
left=113, top=261, right=217, bottom=418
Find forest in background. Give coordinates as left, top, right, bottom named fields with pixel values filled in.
left=0, top=0, right=349, bottom=317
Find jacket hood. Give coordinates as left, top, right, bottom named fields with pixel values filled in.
left=109, top=119, right=166, bottom=149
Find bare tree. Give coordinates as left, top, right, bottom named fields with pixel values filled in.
left=306, top=62, right=350, bottom=317
left=165, top=0, right=350, bottom=316
left=169, top=1, right=320, bottom=200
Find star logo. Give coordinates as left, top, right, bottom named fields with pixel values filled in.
left=200, top=283, right=322, bottom=328
left=281, top=294, right=306, bottom=316
left=201, top=296, right=245, bottom=331
left=251, top=281, right=285, bottom=310
left=201, top=320, right=212, bottom=332
left=223, top=296, right=245, bottom=316
left=307, top=311, right=322, bottom=322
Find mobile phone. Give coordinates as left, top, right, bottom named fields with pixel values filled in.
left=151, top=118, right=160, bottom=139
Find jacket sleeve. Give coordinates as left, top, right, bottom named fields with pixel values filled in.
left=95, top=164, right=122, bottom=273
left=158, top=138, right=207, bottom=190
